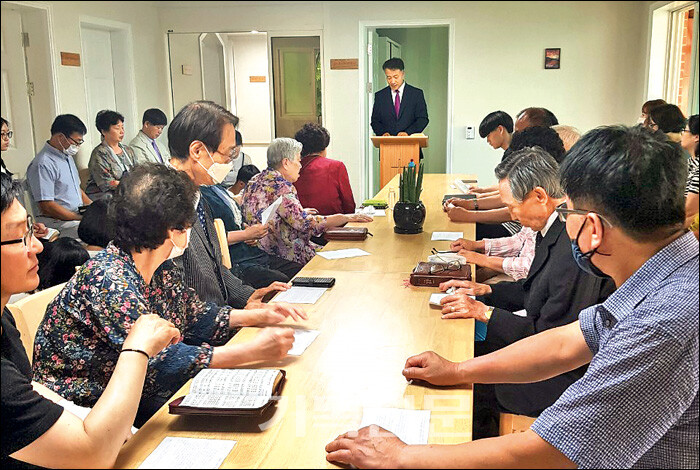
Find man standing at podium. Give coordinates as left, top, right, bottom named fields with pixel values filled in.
left=371, top=58, right=429, bottom=153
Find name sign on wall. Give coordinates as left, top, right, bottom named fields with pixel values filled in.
left=60, top=52, right=81, bottom=67
left=330, top=59, right=359, bottom=70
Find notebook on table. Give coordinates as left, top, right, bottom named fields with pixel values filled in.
left=169, top=369, right=286, bottom=416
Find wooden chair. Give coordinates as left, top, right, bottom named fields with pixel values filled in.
left=499, top=412, right=537, bottom=435
left=7, top=283, right=66, bottom=364
left=213, top=218, right=232, bottom=269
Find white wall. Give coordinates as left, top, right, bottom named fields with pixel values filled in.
left=160, top=1, right=651, bottom=196
left=37, top=1, right=170, bottom=169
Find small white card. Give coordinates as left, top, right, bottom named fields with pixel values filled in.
left=288, top=329, right=321, bottom=356
left=429, top=293, right=474, bottom=306
left=513, top=309, right=527, bottom=317
left=271, top=286, right=327, bottom=304
left=138, top=437, right=236, bottom=469
left=261, top=196, right=284, bottom=224
left=355, top=207, right=386, bottom=216
left=431, top=232, right=463, bottom=241
left=360, top=408, right=430, bottom=445
left=317, top=248, right=371, bottom=260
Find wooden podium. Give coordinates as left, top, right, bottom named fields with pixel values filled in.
left=372, top=135, right=428, bottom=188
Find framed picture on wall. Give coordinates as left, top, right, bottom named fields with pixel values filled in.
left=544, top=48, right=561, bottom=69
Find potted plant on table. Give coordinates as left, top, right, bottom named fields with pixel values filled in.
left=394, top=164, right=426, bottom=234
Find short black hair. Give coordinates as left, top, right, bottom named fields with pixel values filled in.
left=294, top=123, right=331, bottom=156
left=504, top=126, right=566, bottom=163
left=561, top=125, right=686, bottom=241
left=382, top=58, right=404, bottom=71
left=236, top=164, right=260, bottom=184
left=36, top=237, right=89, bottom=290
left=517, top=107, right=559, bottom=127
left=142, top=108, right=168, bottom=126
left=1, top=172, right=23, bottom=213
left=235, top=130, right=243, bottom=146
left=50, top=114, right=87, bottom=137
left=650, top=104, right=686, bottom=133
left=479, top=111, right=513, bottom=138
left=78, top=199, right=115, bottom=248
left=110, top=163, right=197, bottom=253
left=689, top=114, right=699, bottom=136
left=95, top=110, right=125, bottom=133
left=168, top=101, right=239, bottom=161
left=0, top=116, right=8, bottom=128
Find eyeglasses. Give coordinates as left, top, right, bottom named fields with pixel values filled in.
left=430, top=261, right=462, bottom=274
left=66, top=135, right=84, bottom=146
left=555, top=207, right=612, bottom=226
left=1, top=131, right=13, bottom=139
left=0, top=215, right=35, bottom=250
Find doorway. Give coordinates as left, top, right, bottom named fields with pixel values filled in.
left=271, top=36, right=322, bottom=138
left=0, top=2, right=57, bottom=178
left=79, top=18, right=138, bottom=152
left=361, top=22, right=454, bottom=198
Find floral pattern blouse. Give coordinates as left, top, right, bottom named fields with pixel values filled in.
left=242, top=168, right=328, bottom=265
left=32, top=243, right=234, bottom=413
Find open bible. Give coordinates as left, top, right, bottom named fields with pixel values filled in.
left=169, top=369, right=286, bottom=416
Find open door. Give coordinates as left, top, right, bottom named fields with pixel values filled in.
left=271, top=36, right=321, bottom=138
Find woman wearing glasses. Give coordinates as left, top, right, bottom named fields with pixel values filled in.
left=1, top=117, right=14, bottom=176
left=1, top=172, right=182, bottom=468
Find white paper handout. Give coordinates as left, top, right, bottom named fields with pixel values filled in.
left=288, top=329, right=321, bottom=356
left=317, top=248, right=371, bottom=260
left=138, top=437, right=236, bottom=469
left=360, top=408, right=431, bottom=445
left=271, top=286, right=327, bottom=304
left=261, top=196, right=284, bottom=224
left=453, top=179, right=472, bottom=194
left=431, top=232, right=464, bottom=241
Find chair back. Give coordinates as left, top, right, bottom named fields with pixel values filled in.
left=213, top=218, right=232, bottom=269
left=9, top=283, right=67, bottom=363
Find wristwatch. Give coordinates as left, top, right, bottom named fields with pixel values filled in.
left=473, top=199, right=479, bottom=211
left=484, top=306, right=494, bottom=321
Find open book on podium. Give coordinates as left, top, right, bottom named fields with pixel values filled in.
left=371, top=134, right=428, bottom=187
left=169, top=369, right=286, bottom=416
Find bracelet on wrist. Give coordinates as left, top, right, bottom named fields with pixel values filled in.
left=121, top=348, right=150, bottom=360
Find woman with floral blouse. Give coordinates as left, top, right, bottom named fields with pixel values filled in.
left=32, top=164, right=303, bottom=426
left=242, top=138, right=372, bottom=265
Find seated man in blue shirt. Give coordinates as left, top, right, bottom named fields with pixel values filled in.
left=326, top=125, right=699, bottom=469
left=26, top=115, right=92, bottom=239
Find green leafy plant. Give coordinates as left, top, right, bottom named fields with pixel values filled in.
left=398, top=164, right=424, bottom=203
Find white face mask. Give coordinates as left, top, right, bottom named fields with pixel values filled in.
left=61, top=135, right=80, bottom=156
left=167, top=227, right=192, bottom=260
left=198, top=146, right=233, bottom=185
left=636, top=116, right=646, bottom=125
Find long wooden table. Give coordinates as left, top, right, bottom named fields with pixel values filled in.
left=115, top=174, right=477, bottom=468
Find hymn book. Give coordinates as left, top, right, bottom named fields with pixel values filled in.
left=169, top=369, right=285, bottom=416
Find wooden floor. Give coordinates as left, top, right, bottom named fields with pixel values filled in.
left=115, top=174, right=477, bottom=468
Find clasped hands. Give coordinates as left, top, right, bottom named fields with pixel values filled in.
left=437, top=280, right=492, bottom=322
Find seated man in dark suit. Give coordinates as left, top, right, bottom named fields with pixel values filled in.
left=370, top=58, right=428, bottom=159
left=168, top=101, right=292, bottom=309
left=439, top=147, right=615, bottom=438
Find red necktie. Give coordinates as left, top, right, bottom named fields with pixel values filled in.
left=394, top=90, right=400, bottom=117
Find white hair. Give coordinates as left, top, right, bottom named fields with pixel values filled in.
left=267, top=138, right=302, bottom=169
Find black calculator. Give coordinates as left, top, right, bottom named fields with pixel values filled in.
left=292, top=277, right=336, bottom=288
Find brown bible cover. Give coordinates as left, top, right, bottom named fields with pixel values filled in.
left=168, top=370, right=286, bottom=416
left=409, top=262, right=472, bottom=287
left=324, top=227, right=369, bottom=241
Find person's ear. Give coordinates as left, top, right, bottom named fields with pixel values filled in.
left=532, top=187, right=548, bottom=204
left=588, top=214, right=605, bottom=251
left=189, top=141, right=206, bottom=162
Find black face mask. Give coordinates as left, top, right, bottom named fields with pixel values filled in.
left=570, top=218, right=608, bottom=278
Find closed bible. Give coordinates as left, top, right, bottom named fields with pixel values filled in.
left=324, top=227, right=370, bottom=241
left=409, top=262, right=472, bottom=287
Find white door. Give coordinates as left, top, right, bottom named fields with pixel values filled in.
left=81, top=26, right=117, bottom=150
left=0, top=9, right=35, bottom=177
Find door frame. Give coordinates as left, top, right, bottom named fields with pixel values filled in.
left=78, top=16, right=139, bottom=150
left=267, top=30, right=325, bottom=140
left=359, top=19, right=455, bottom=199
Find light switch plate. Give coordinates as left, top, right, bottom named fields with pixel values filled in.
left=181, top=65, right=193, bottom=76
left=466, top=126, right=475, bottom=139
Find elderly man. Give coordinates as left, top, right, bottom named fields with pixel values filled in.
left=167, top=101, right=294, bottom=309
left=242, top=138, right=371, bottom=265
left=326, top=126, right=698, bottom=469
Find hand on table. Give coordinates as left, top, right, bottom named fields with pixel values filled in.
left=326, top=425, right=406, bottom=468
left=402, top=351, right=462, bottom=386
left=439, top=279, right=492, bottom=297
left=247, top=281, right=291, bottom=307
left=440, top=293, right=490, bottom=322
left=250, top=327, right=295, bottom=361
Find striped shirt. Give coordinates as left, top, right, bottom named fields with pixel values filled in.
left=532, top=231, right=699, bottom=468
left=687, top=157, right=699, bottom=196
left=483, top=227, right=537, bottom=280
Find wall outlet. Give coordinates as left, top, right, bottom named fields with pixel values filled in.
left=465, top=126, right=475, bottom=140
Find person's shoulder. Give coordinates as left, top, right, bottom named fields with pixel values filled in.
left=128, top=133, right=145, bottom=148
left=405, top=83, right=424, bottom=94
left=374, top=86, right=390, bottom=97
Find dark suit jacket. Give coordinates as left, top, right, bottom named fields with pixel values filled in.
left=371, top=84, right=428, bottom=136
left=477, top=217, right=616, bottom=417
left=174, top=197, right=255, bottom=308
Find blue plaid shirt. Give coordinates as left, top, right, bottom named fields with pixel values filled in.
left=532, top=231, right=699, bottom=469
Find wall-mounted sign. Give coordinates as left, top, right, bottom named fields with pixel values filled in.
left=330, top=59, right=359, bottom=70
left=60, top=52, right=81, bottom=67
left=249, top=76, right=267, bottom=82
